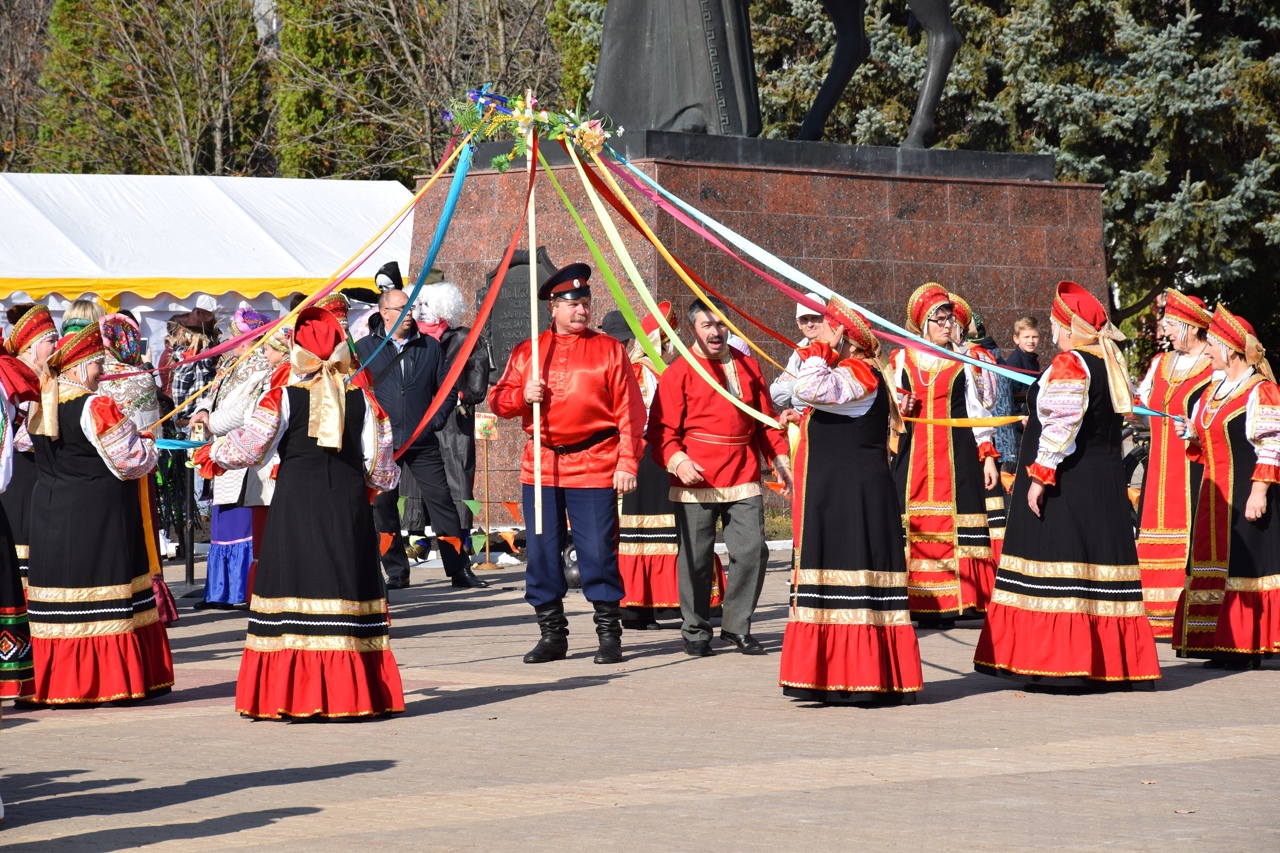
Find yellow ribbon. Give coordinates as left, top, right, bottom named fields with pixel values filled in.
left=292, top=344, right=352, bottom=451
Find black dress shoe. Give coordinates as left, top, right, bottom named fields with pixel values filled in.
left=450, top=566, right=489, bottom=588
left=192, top=599, right=216, bottom=610
left=683, top=639, right=714, bottom=657
left=720, top=631, right=765, bottom=655
left=385, top=576, right=409, bottom=590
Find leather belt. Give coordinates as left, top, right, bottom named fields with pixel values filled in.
left=551, top=428, right=619, bottom=456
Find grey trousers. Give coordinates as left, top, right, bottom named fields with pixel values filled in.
left=674, top=495, right=768, bottom=642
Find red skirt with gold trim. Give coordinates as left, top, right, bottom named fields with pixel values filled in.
left=236, top=648, right=404, bottom=720
left=975, top=605, right=1161, bottom=683
left=780, top=622, right=922, bottom=699
left=29, top=620, right=174, bottom=704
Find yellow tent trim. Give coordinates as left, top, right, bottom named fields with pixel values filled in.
left=0, top=276, right=381, bottom=302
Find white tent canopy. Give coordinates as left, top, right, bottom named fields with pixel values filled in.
left=0, top=172, right=412, bottom=348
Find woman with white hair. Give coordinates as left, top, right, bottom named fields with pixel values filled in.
left=414, top=281, right=491, bottom=535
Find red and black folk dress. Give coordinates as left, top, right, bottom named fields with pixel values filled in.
left=1172, top=372, right=1280, bottom=661
left=780, top=345, right=923, bottom=702
left=26, top=392, right=173, bottom=704
left=1134, top=351, right=1213, bottom=639
left=891, top=349, right=1000, bottom=623
left=0, top=393, right=33, bottom=698
left=209, top=383, right=404, bottom=719
left=618, top=359, right=724, bottom=617
left=975, top=350, right=1160, bottom=686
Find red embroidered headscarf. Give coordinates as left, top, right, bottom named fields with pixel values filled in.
left=291, top=307, right=351, bottom=450
left=905, top=283, right=951, bottom=335
left=1208, top=304, right=1274, bottom=382
left=1164, top=289, right=1211, bottom=330
left=1050, top=281, right=1132, bottom=415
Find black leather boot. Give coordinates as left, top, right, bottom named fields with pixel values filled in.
left=523, top=601, right=569, bottom=663
left=592, top=600, right=623, bottom=664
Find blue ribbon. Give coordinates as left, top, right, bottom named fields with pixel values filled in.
left=353, top=143, right=475, bottom=376
left=156, top=438, right=208, bottom=450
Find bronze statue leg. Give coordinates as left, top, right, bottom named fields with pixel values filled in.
left=901, top=0, right=959, bottom=148
left=797, top=0, right=869, bottom=141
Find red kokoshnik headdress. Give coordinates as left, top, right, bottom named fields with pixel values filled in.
left=314, top=292, right=351, bottom=330
left=905, top=283, right=951, bottom=335
left=5, top=304, right=57, bottom=357
left=1208, top=304, right=1275, bottom=382
left=1050, top=280, right=1133, bottom=415
left=29, top=325, right=108, bottom=439
left=1164, top=289, right=1212, bottom=329
left=947, top=292, right=973, bottom=331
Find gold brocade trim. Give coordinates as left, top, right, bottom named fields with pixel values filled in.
left=989, top=529, right=1005, bottom=541
left=14, top=545, right=28, bottom=559
left=27, top=574, right=151, bottom=603
left=671, top=482, right=761, bottom=503
left=794, top=569, right=907, bottom=588
left=619, top=514, right=676, bottom=528
left=985, top=497, right=1005, bottom=511
left=1138, top=557, right=1188, bottom=570
left=908, top=530, right=953, bottom=543
left=245, top=634, right=390, bottom=653
left=19, top=680, right=174, bottom=705
left=1185, top=589, right=1225, bottom=605
left=974, top=658, right=1160, bottom=681
left=780, top=679, right=922, bottom=694
left=1143, top=586, right=1184, bottom=602
left=1137, top=528, right=1192, bottom=541
left=990, top=589, right=1147, bottom=618
left=249, top=596, right=386, bottom=616
left=905, top=504, right=953, bottom=516
left=953, top=514, right=988, bottom=527
left=956, top=545, right=993, bottom=559
left=790, top=607, right=912, bottom=626
left=1225, top=575, right=1280, bottom=592
left=998, top=554, right=1140, bottom=582
left=619, top=543, right=679, bottom=556
left=29, top=609, right=159, bottom=638
left=907, top=560, right=956, bottom=574
left=237, top=704, right=404, bottom=720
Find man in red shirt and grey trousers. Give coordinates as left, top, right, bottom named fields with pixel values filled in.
left=648, top=300, right=794, bottom=657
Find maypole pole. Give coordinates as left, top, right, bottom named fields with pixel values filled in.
left=525, top=90, right=543, bottom=535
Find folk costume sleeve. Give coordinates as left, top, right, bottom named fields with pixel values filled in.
left=361, top=389, right=401, bottom=492
left=81, top=394, right=159, bottom=481
left=741, top=355, right=790, bottom=467
left=963, top=346, right=1000, bottom=461
left=0, top=393, right=14, bottom=493
left=1245, top=380, right=1280, bottom=484
left=647, top=359, right=689, bottom=473
left=14, top=414, right=32, bottom=453
left=793, top=342, right=878, bottom=417
left=207, top=387, right=288, bottom=473
left=207, top=368, right=271, bottom=437
left=1029, top=351, right=1091, bottom=486
left=488, top=340, right=534, bottom=421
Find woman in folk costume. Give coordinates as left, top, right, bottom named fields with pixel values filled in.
left=948, top=291, right=1009, bottom=563
left=25, top=325, right=173, bottom=705
left=891, top=283, right=1000, bottom=627
left=194, top=307, right=403, bottom=719
left=99, top=313, right=179, bottom=626
left=1134, top=290, right=1214, bottom=639
left=779, top=300, right=923, bottom=703
left=1, top=305, right=58, bottom=591
left=0, top=331, right=40, bottom=702
left=1172, top=305, right=1280, bottom=668
left=975, top=281, right=1159, bottom=688
left=189, top=309, right=279, bottom=610
left=615, top=302, right=725, bottom=630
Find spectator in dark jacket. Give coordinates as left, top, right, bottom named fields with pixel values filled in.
left=414, top=282, right=492, bottom=534
left=1003, top=316, right=1043, bottom=473
left=355, top=288, right=487, bottom=590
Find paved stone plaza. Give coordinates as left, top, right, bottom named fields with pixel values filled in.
left=4, top=555, right=1278, bottom=850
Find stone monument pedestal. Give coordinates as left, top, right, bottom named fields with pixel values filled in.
left=411, top=131, right=1108, bottom=507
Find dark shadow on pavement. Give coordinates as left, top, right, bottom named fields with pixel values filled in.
left=7, top=760, right=395, bottom=828
left=13, top=807, right=321, bottom=852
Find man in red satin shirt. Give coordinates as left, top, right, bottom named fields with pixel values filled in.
left=489, top=263, right=645, bottom=666
left=648, top=300, right=793, bottom=657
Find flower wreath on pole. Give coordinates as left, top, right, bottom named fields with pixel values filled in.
left=451, top=89, right=622, bottom=171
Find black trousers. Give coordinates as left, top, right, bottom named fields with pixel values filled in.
left=373, top=441, right=468, bottom=581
